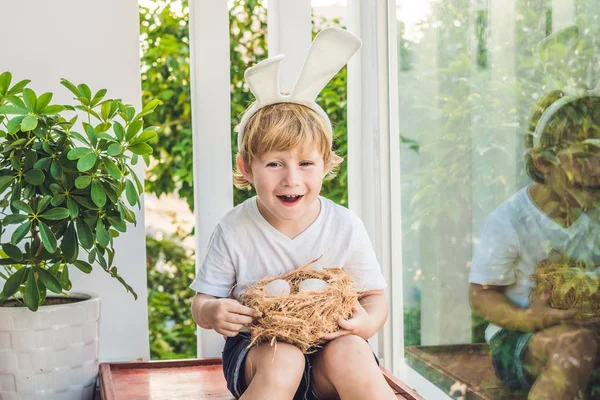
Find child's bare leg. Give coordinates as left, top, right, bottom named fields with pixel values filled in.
left=524, top=325, right=597, bottom=400
left=310, top=335, right=397, bottom=400
left=241, top=342, right=305, bottom=400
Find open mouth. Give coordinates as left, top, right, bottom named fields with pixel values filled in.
left=277, top=194, right=304, bottom=205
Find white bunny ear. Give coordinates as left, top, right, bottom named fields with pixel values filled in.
left=245, top=54, right=285, bottom=105
left=291, top=28, right=361, bottom=103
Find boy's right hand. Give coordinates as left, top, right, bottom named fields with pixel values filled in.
left=205, top=299, right=262, bottom=337
left=525, top=290, right=578, bottom=330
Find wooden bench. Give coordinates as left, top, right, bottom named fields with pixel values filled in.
left=98, top=358, right=424, bottom=399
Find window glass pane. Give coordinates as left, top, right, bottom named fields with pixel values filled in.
left=397, top=0, right=600, bottom=398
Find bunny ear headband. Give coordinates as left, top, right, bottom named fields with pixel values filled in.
left=237, top=27, right=362, bottom=149
left=533, top=25, right=600, bottom=147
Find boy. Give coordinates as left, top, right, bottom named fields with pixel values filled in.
left=190, top=28, right=397, bottom=400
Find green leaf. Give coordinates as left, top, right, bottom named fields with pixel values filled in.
left=1, top=267, right=27, bottom=298
left=73, top=260, right=93, bottom=274
left=113, top=121, right=125, bottom=142
left=91, top=89, right=107, bottom=107
left=107, top=216, right=126, bottom=232
left=50, top=160, right=63, bottom=180
left=77, top=84, right=92, bottom=100
left=107, top=143, right=122, bottom=156
left=40, top=105, right=66, bottom=115
left=59, top=264, right=71, bottom=290
left=103, top=158, right=121, bottom=179
left=11, top=220, right=31, bottom=245
left=126, top=120, right=144, bottom=141
left=24, top=270, right=39, bottom=311
left=36, top=267, right=62, bottom=294
left=33, top=157, right=52, bottom=170
left=7, top=115, right=24, bottom=134
left=139, top=99, right=160, bottom=116
left=51, top=194, right=66, bottom=207
left=3, top=214, right=28, bottom=225
left=22, top=88, right=37, bottom=111
left=127, top=143, right=152, bottom=155
left=20, top=115, right=38, bottom=132
left=96, top=219, right=110, bottom=248
left=0, top=106, right=25, bottom=115
left=75, top=175, right=92, bottom=189
left=132, top=129, right=158, bottom=144
left=84, top=123, right=97, bottom=146
left=67, top=147, right=92, bottom=160
left=91, top=180, right=107, bottom=207
left=7, top=79, right=30, bottom=96
left=0, top=71, right=11, bottom=94
left=66, top=197, right=79, bottom=218
left=2, top=244, right=22, bottom=261
left=76, top=219, right=93, bottom=249
left=60, top=78, right=79, bottom=97
left=6, top=95, right=27, bottom=111
left=125, top=180, right=137, bottom=206
left=0, top=175, right=15, bottom=193
left=62, top=222, right=77, bottom=260
left=35, top=92, right=53, bottom=113
left=37, top=195, right=52, bottom=213
left=77, top=152, right=97, bottom=172
left=23, top=168, right=44, bottom=185
left=40, top=208, right=69, bottom=221
left=12, top=200, right=33, bottom=214
left=38, top=221, right=57, bottom=253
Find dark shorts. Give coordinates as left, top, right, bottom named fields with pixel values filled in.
left=489, top=328, right=534, bottom=390
left=222, top=333, right=378, bottom=400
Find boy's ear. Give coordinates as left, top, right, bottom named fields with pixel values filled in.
left=236, top=154, right=254, bottom=182
left=532, top=150, right=553, bottom=174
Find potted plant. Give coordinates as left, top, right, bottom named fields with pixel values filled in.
left=0, top=71, right=158, bottom=399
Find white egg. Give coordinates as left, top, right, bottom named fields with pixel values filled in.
left=264, top=279, right=291, bottom=297
left=298, top=278, right=329, bottom=293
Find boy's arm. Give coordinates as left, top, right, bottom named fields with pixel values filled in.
left=322, top=289, right=388, bottom=340
left=191, top=292, right=261, bottom=337
left=469, top=283, right=577, bottom=332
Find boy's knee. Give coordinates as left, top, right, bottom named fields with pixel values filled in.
left=247, top=343, right=305, bottom=385
left=554, top=327, right=597, bottom=365
left=321, top=335, right=375, bottom=366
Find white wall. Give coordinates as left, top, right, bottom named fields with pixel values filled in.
left=0, top=0, right=150, bottom=362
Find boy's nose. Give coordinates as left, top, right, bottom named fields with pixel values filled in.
left=282, top=167, right=301, bottom=186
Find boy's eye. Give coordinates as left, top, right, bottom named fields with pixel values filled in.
left=266, top=162, right=279, bottom=167
left=300, top=161, right=314, bottom=166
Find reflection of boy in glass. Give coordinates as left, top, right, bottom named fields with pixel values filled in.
left=469, top=90, right=600, bottom=399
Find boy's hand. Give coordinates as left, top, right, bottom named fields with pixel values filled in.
left=525, top=290, right=578, bottom=330
left=206, top=298, right=262, bottom=337
left=321, top=301, right=372, bottom=340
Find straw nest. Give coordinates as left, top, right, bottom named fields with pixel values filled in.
left=530, top=256, right=600, bottom=317
left=239, top=260, right=357, bottom=354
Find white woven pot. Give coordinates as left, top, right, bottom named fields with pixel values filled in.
left=0, top=292, right=100, bottom=400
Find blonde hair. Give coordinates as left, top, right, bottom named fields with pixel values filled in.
left=233, top=103, right=343, bottom=190
left=526, top=90, right=600, bottom=183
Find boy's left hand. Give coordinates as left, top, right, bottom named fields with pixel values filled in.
left=321, top=301, right=371, bottom=340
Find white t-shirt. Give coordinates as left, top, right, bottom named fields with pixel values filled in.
left=469, top=185, right=600, bottom=341
left=190, top=196, right=387, bottom=299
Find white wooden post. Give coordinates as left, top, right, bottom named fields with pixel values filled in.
left=0, top=0, right=149, bottom=361
left=552, top=0, right=574, bottom=31
left=347, top=0, right=397, bottom=366
left=188, top=0, right=233, bottom=358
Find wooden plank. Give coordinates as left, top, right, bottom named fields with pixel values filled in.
left=405, top=344, right=527, bottom=400
left=99, top=358, right=418, bottom=399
